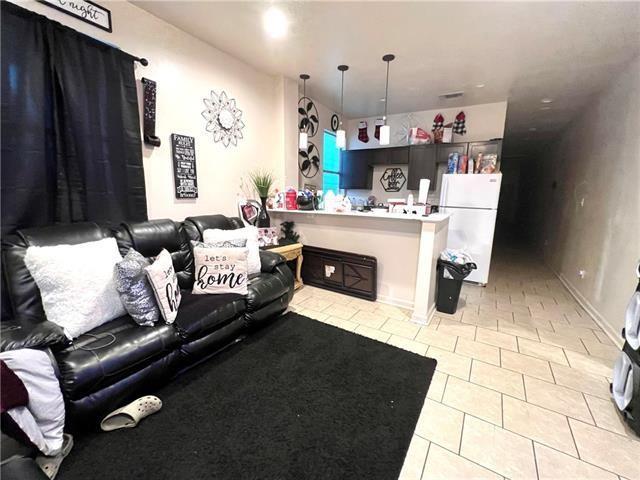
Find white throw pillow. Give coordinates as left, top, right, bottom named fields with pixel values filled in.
left=192, top=245, right=249, bottom=295
left=24, top=238, right=126, bottom=339
left=203, top=226, right=260, bottom=275
left=145, top=249, right=181, bottom=324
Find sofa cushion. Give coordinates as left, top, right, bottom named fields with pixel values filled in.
left=54, top=316, right=181, bottom=400
left=173, top=291, right=246, bottom=338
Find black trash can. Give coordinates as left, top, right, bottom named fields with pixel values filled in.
left=435, top=259, right=477, bottom=314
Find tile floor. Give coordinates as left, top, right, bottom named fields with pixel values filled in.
left=287, top=249, right=639, bottom=480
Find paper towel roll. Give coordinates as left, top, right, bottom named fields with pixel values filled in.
left=418, top=179, right=430, bottom=204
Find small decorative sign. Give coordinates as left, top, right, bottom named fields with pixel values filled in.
left=380, top=167, right=406, bottom=192
left=171, top=134, right=198, bottom=199
left=38, top=0, right=112, bottom=32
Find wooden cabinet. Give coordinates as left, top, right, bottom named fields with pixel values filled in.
left=341, top=149, right=372, bottom=189
left=366, top=147, right=408, bottom=165
left=468, top=140, right=502, bottom=162
left=436, top=143, right=468, bottom=164
left=407, top=145, right=437, bottom=191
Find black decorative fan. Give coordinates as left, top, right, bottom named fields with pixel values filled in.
left=298, top=97, right=319, bottom=138
left=299, top=141, right=320, bottom=178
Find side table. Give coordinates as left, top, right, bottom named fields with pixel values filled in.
left=269, top=243, right=303, bottom=290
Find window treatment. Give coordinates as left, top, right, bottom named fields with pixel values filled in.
left=1, top=1, right=147, bottom=236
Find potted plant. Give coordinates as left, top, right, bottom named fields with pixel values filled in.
left=249, top=170, right=275, bottom=227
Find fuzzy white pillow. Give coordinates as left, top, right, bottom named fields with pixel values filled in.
left=24, top=238, right=126, bottom=339
left=203, top=226, right=260, bottom=275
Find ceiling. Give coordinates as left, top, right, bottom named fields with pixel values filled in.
left=133, top=1, right=640, bottom=155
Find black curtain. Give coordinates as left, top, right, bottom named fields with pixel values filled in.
left=1, top=1, right=147, bottom=236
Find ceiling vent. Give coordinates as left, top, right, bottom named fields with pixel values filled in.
left=439, top=91, right=464, bottom=100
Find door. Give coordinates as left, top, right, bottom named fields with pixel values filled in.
left=440, top=206, right=498, bottom=284
left=341, top=149, right=372, bottom=189
left=436, top=143, right=468, bottom=164
left=440, top=173, right=502, bottom=209
left=407, top=145, right=436, bottom=190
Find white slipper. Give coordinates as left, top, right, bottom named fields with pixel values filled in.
left=100, top=395, right=162, bottom=431
left=35, top=433, right=74, bottom=480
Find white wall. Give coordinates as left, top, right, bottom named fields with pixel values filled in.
left=18, top=0, right=290, bottom=220
left=345, top=101, right=507, bottom=150
left=532, top=57, right=640, bottom=341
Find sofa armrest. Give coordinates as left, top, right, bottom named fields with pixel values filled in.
left=259, top=250, right=286, bottom=273
left=0, top=315, right=69, bottom=352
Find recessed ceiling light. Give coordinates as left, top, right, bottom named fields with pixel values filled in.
left=263, top=7, right=288, bottom=39
left=540, top=106, right=552, bottom=110
left=529, top=127, right=537, bottom=131
left=379, top=98, right=386, bottom=102
left=475, top=84, right=485, bottom=88
left=540, top=98, right=553, bottom=104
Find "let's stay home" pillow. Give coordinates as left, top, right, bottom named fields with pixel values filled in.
left=192, top=244, right=249, bottom=295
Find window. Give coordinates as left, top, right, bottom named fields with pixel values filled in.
left=322, top=130, right=341, bottom=193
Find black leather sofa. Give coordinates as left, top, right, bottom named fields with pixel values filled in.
left=1, top=215, right=294, bottom=427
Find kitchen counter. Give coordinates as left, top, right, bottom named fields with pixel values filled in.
left=270, top=208, right=450, bottom=324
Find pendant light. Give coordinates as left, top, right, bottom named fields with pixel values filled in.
left=336, top=65, right=349, bottom=150
left=299, top=74, right=310, bottom=150
left=379, top=54, right=395, bottom=146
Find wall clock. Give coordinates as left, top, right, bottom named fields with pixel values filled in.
left=202, top=90, right=245, bottom=148
left=298, top=97, right=319, bottom=138
left=330, top=114, right=339, bottom=132
left=299, top=142, right=320, bottom=178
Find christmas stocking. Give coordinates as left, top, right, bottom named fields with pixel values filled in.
left=358, top=121, right=369, bottom=143
left=453, top=111, right=466, bottom=135
left=374, top=118, right=384, bottom=140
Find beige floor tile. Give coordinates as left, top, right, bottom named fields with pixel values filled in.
left=351, top=310, right=388, bottom=329
left=534, top=442, right=618, bottom=480
left=517, top=337, right=569, bottom=365
left=460, top=311, right=499, bottom=330
left=470, top=360, right=525, bottom=399
left=552, top=324, right=599, bottom=341
left=426, top=371, right=448, bottom=402
left=584, top=394, right=631, bottom=436
left=565, top=315, right=602, bottom=329
left=414, top=328, right=458, bottom=352
left=437, top=318, right=477, bottom=339
left=478, top=305, right=514, bottom=321
left=387, top=335, right=429, bottom=355
left=455, top=338, right=500, bottom=366
left=592, top=330, right=615, bottom=345
left=475, top=327, right=518, bottom=351
left=324, top=316, right=358, bottom=331
left=564, top=350, right=613, bottom=377
left=496, top=302, right=531, bottom=315
left=464, top=296, right=497, bottom=307
left=299, top=297, right=333, bottom=312
left=423, top=443, right=502, bottom=480
left=460, top=415, right=537, bottom=480
left=581, top=338, right=620, bottom=363
left=550, top=363, right=611, bottom=400
left=375, top=303, right=411, bottom=320
left=569, top=419, right=640, bottom=479
left=501, top=349, right=554, bottom=381
left=299, top=309, right=330, bottom=321
left=442, top=376, right=502, bottom=426
left=513, top=314, right=556, bottom=332
left=347, top=297, right=378, bottom=312
left=537, top=329, right=589, bottom=353
left=353, top=324, right=391, bottom=343
left=426, top=346, right=472, bottom=380
left=503, top=395, right=578, bottom=456
left=398, top=435, right=429, bottom=480
left=381, top=318, right=421, bottom=340
left=524, top=376, right=593, bottom=423
left=322, top=304, right=357, bottom=320
left=498, top=319, right=539, bottom=341
left=415, top=398, right=464, bottom=453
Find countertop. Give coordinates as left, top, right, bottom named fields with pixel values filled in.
left=269, top=208, right=450, bottom=224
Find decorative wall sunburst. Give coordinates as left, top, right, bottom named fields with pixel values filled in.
left=202, top=90, right=245, bottom=147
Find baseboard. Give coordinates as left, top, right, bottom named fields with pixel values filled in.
left=554, top=270, right=623, bottom=348
left=376, top=293, right=414, bottom=311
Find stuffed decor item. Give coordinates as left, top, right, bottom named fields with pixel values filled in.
left=453, top=111, right=467, bottom=135
left=432, top=113, right=444, bottom=133
left=23, top=238, right=126, bottom=339
left=358, top=121, right=369, bottom=143
left=145, top=249, right=181, bottom=324
left=203, top=226, right=260, bottom=275
left=192, top=245, right=249, bottom=295
left=113, top=249, right=160, bottom=327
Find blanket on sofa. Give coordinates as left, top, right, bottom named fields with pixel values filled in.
left=0, top=349, right=65, bottom=455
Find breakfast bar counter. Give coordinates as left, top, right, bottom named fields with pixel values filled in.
left=269, top=208, right=450, bottom=324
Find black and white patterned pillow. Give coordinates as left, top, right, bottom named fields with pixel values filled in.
left=191, top=238, right=247, bottom=249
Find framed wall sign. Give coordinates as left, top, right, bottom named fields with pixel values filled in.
left=171, top=134, right=198, bottom=199
left=38, top=0, right=112, bottom=32
left=380, top=167, right=406, bottom=192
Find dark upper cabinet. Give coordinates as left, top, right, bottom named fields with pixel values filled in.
left=341, top=149, right=372, bottom=189
left=407, top=145, right=437, bottom=191
left=386, top=147, right=409, bottom=165
left=368, top=149, right=388, bottom=165
left=468, top=140, right=502, bottom=161
left=436, top=143, right=468, bottom=164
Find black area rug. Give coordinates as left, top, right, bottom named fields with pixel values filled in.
left=59, top=313, right=437, bottom=480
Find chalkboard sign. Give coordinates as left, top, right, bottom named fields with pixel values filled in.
left=171, top=134, right=198, bottom=199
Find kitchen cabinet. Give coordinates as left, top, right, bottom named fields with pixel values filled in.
left=365, top=147, right=408, bottom=165
left=407, top=145, right=437, bottom=191
left=468, top=140, right=502, bottom=161
left=436, top=143, right=468, bottom=164
left=341, top=149, right=372, bottom=189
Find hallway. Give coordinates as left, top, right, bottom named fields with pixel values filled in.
left=289, top=246, right=639, bottom=479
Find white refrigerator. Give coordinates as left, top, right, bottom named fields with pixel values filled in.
left=439, top=173, right=502, bottom=285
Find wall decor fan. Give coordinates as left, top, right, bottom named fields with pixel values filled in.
left=202, top=90, right=245, bottom=147
left=298, top=97, right=319, bottom=138
left=299, top=141, right=320, bottom=178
